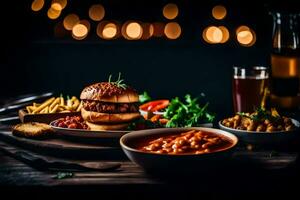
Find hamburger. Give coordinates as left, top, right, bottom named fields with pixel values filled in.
left=80, top=81, right=141, bottom=131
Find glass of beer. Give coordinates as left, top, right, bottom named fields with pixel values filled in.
left=232, top=66, right=269, bottom=113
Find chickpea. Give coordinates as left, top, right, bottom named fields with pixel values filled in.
left=266, top=125, right=276, bottom=132
left=156, top=150, right=164, bottom=154
left=202, top=142, right=212, bottom=149
left=256, top=125, right=266, bottom=132
left=247, top=121, right=256, bottom=131
left=264, top=119, right=270, bottom=125
left=225, top=121, right=233, bottom=127
left=173, top=149, right=183, bottom=154
left=190, top=141, right=197, bottom=147
left=204, top=149, right=210, bottom=153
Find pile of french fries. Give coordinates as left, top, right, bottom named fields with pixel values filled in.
left=26, top=96, right=82, bottom=114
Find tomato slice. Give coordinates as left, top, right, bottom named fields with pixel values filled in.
left=140, top=100, right=169, bottom=112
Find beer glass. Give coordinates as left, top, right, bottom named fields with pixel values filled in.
left=232, top=66, right=269, bottom=113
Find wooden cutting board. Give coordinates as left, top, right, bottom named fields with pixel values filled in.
left=0, top=130, right=125, bottom=160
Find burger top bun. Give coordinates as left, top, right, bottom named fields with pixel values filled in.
left=80, top=82, right=139, bottom=103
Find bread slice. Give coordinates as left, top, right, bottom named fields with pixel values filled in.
left=12, top=122, right=53, bottom=138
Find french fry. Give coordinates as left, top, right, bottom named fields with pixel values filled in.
left=76, top=101, right=82, bottom=112
left=49, top=97, right=60, bottom=111
left=32, top=97, right=55, bottom=114
left=60, top=96, right=64, bottom=106
left=40, top=106, right=48, bottom=114
left=72, top=99, right=80, bottom=110
left=26, top=106, right=32, bottom=114
left=50, top=104, right=59, bottom=113
left=67, top=97, right=72, bottom=108
left=33, top=103, right=40, bottom=107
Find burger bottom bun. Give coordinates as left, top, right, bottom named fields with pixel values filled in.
left=81, top=108, right=141, bottom=123
left=86, top=121, right=129, bottom=131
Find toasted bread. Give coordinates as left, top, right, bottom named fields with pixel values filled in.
left=12, top=122, right=53, bottom=138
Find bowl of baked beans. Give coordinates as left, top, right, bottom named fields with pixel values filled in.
left=120, top=127, right=238, bottom=172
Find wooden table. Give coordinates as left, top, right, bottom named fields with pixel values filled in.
left=1, top=142, right=300, bottom=198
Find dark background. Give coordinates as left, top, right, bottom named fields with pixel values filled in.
left=2, top=0, right=299, bottom=118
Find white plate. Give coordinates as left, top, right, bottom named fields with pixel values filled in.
left=218, top=118, right=300, bottom=145
left=50, top=120, right=129, bottom=139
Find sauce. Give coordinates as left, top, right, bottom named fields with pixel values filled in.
left=135, top=130, right=233, bottom=155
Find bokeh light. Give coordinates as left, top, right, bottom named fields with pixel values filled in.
left=218, top=26, right=230, bottom=43
left=80, top=20, right=91, bottom=31
left=122, top=21, right=143, bottom=40
left=89, top=4, right=105, bottom=21
left=47, top=7, right=61, bottom=19
left=51, top=2, right=62, bottom=11
left=164, top=22, right=181, bottom=39
left=203, top=26, right=223, bottom=44
left=52, top=0, right=67, bottom=9
left=72, top=24, right=88, bottom=40
left=212, top=5, right=227, bottom=20
left=97, top=21, right=119, bottom=40
left=63, top=14, right=79, bottom=31
left=31, top=0, right=44, bottom=12
left=163, top=3, right=179, bottom=20
left=236, top=26, right=256, bottom=46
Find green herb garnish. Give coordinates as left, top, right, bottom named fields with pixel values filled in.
left=237, top=107, right=280, bottom=123
left=53, top=172, right=74, bottom=179
left=163, top=94, right=215, bottom=128
left=108, top=72, right=127, bottom=89
left=139, top=91, right=152, bottom=104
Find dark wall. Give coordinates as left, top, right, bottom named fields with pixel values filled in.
left=2, top=0, right=280, bottom=118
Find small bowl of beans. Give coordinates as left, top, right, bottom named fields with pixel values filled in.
left=120, top=127, right=238, bottom=173
left=219, top=114, right=300, bottom=145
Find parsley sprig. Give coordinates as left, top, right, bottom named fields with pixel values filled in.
left=163, top=94, right=215, bottom=128
left=108, top=72, right=127, bottom=89
left=237, top=107, right=281, bottom=123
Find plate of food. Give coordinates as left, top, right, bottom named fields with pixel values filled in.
left=219, top=107, right=300, bottom=145
left=50, top=75, right=159, bottom=139
left=120, top=127, right=238, bottom=173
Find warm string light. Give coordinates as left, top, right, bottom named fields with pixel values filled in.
left=212, top=5, right=227, bottom=20
left=47, top=0, right=68, bottom=20
left=164, top=22, right=181, bottom=39
left=163, top=3, right=179, bottom=20
left=89, top=4, right=105, bottom=21
left=122, top=21, right=143, bottom=40
left=236, top=26, right=256, bottom=46
left=72, top=23, right=88, bottom=40
left=97, top=21, right=119, bottom=40
left=63, top=14, right=79, bottom=30
left=47, top=7, right=61, bottom=19
left=31, top=1, right=258, bottom=45
left=203, top=26, right=222, bottom=44
left=31, top=0, right=44, bottom=12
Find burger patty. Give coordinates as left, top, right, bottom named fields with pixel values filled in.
left=82, top=100, right=139, bottom=113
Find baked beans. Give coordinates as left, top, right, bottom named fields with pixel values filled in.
left=137, top=130, right=233, bottom=155
left=53, top=116, right=88, bottom=130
